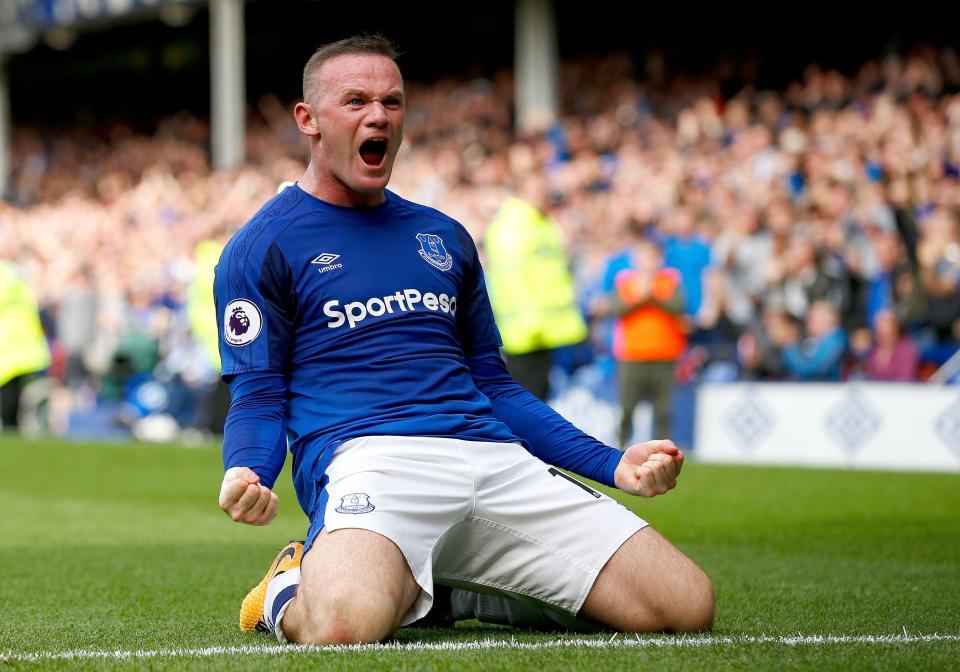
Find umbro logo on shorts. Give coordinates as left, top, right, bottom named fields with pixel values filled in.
left=335, top=493, right=375, bottom=514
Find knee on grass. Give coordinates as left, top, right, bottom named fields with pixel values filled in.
left=287, top=593, right=400, bottom=645
left=600, top=565, right=715, bottom=634
left=638, top=568, right=715, bottom=633
left=669, top=570, right=715, bottom=632
left=290, top=610, right=396, bottom=645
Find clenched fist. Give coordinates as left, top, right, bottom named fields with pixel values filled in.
left=218, top=466, right=279, bottom=526
left=613, top=439, right=684, bottom=497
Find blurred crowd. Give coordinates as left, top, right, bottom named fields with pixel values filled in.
left=2, top=46, right=960, bottom=436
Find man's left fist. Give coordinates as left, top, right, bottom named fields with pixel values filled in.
left=614, top=439, right=684, bottom=497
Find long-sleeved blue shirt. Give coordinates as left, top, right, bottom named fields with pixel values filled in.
left=783, top=329, right=847, bottom=381
left=216, top=185, right=621, bottom=523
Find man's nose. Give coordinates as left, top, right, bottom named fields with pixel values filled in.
left=365, top=101, right=389, bottom=126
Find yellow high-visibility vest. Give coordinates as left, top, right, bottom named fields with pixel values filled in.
left=483, top=198, right=587, bottom=355
left=188, top=240, right=224, bottom=372
left=0, top=262, right=51, bottom=386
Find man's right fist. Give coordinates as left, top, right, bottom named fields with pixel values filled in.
left=218, top=466, right=279, bottom=526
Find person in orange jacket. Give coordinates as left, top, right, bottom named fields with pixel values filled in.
left=594, top=238, right=687, bottom=447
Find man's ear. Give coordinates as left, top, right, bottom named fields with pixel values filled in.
left=294, top=102, right=321, bottom=138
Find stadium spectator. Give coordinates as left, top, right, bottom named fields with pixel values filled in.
left=483, top=174, right=588, bottom=399
left=662, top=206, right=711, bottom=317
left=781, top=300, right=848, bottom=381
left=765, top=231, right=847, bottom=325
left=692, top=268, right=741, bottom=381
left=710, top=204, right=773, bottom=328
left=736, top=302, right=793, bottom=381
left=55, top=265, right=98, bottom=390
left=593, top=236, right=686, bottom=446
left=865, top=309, right=920, bottom=381
left=917, top=208, right=960, bottom=343
left=0, top=261, right=52, bottom=429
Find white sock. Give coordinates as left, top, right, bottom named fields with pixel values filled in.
left=264, top=566, right=301, bottom=643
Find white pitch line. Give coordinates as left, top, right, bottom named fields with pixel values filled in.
left=3, top=634, right=959, bottom=663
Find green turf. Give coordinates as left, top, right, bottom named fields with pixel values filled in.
left=0, top=434, right=958, bottom=670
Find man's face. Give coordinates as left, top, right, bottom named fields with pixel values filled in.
left=305, top=54, right=405, bottom=204
left=635, top=240, right=662, bottom=273
left=806, top=302, right=835, bottom=338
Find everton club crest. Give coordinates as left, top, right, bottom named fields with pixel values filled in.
left=335, top=493, right=375, bottom=514
left=416, top=233, right=453, bottom=271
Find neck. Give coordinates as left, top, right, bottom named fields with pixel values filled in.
left=298, top=161, right=386, bottom=208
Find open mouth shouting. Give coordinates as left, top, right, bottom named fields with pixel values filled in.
left=359, top=138, right=388, bottom=167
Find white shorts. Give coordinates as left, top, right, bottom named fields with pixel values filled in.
left=314, top=436, right=648, bottom=625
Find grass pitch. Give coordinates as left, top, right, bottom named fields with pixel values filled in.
left=0, top=434, right=957, bottom=671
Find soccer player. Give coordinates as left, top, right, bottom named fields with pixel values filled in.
left=215, top=35, right=714, bottom=645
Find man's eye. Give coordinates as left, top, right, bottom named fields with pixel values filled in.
left=384, top=98, right=402, bottom=107
left=348, top=98, right=364, bottom=106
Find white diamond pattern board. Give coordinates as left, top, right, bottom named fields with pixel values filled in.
left=696, top=383, right=960, bottom=472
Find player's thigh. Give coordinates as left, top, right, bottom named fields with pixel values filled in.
left=294, top=528, right=421, bottom=640
left=581, top=526, right=714, bottom=632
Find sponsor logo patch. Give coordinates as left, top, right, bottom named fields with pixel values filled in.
left=323, top=288, right=457, bottom=329
left=223, top=299, right=263, bottom=346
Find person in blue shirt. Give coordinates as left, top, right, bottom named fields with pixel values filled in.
left=782, top=300, right=848, bottom=381
left=215, top=35, right=713, bottom=645
left=662, top=207, right=711, bottom=316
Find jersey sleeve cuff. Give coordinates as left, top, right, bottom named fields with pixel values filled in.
left=603, top=449, right=622, bottom=489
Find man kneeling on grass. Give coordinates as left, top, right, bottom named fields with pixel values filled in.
left=215, top=34, right=714, bottom=644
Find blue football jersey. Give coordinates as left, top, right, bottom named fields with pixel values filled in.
left=214, top=184, right=519, bottom=514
